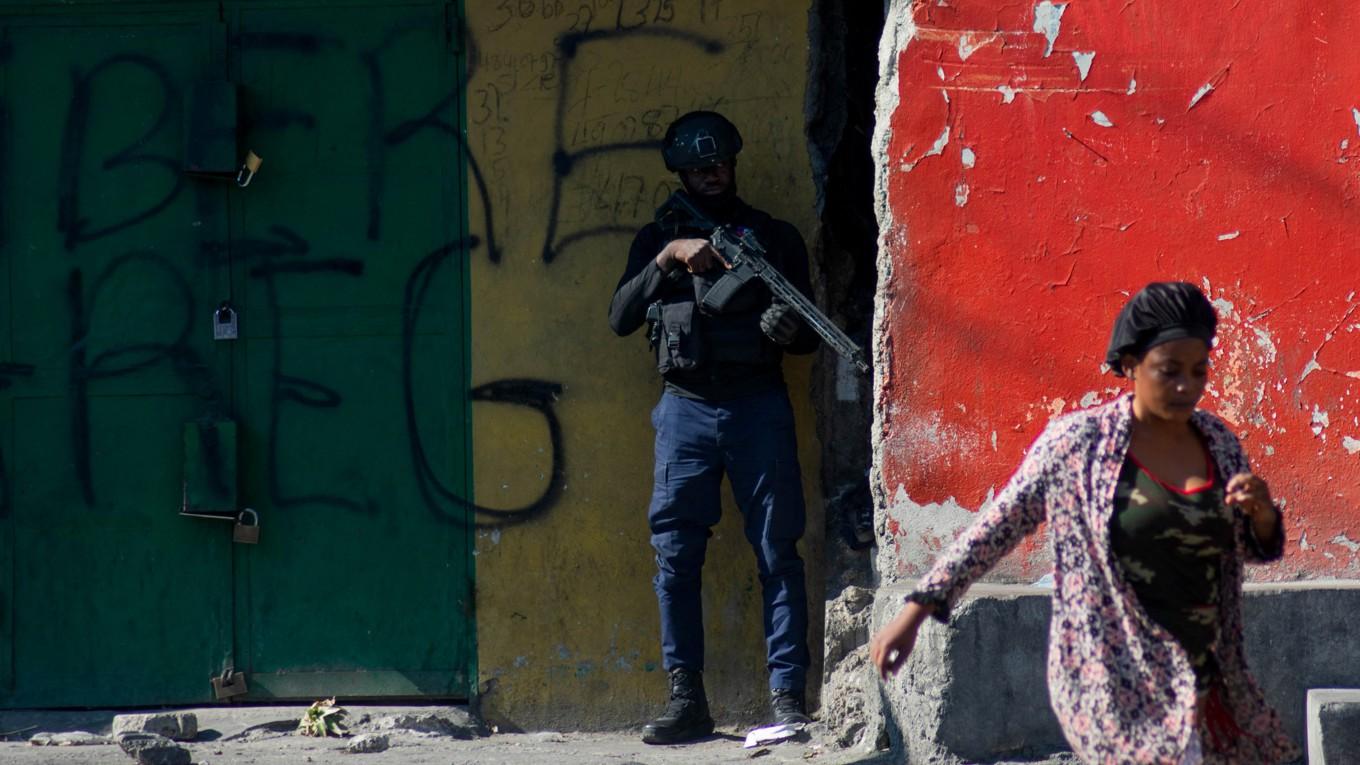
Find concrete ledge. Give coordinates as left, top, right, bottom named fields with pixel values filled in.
left=1307, top=689, right=1360, bottom=765
left=872, top=585, right=1066, bottom=763
left=873, top=582, right=1360, bottom=763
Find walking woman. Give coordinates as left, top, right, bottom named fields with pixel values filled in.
left=870, top=283, right=1299, bottom=764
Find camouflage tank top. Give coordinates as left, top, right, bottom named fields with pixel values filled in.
left=1110, top=452, right=1234, bottom=691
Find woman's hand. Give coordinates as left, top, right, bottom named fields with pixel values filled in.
left=869, top=601, right=934, bottom=680
left=1226, top=472, right=1279, bottom=544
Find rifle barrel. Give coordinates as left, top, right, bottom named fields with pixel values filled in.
left=713, top=230, right=870, bottom=374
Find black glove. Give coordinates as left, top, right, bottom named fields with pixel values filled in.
left=760, top=301, right=801, bottom=346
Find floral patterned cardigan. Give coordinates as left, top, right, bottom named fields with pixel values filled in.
left=908, top=395, right=1299, bottom=764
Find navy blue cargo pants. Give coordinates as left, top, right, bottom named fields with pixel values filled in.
left=648, top=388, right=809, bottom=693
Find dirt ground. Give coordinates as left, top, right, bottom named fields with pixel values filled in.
left=0, top=705, right=1089, bottom=764
left=3, top=728, right=891, bottom=765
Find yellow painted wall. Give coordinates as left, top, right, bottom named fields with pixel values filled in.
left=463, top=2, right=823, bottom=729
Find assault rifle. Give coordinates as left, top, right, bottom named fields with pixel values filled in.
left=656, top=192, right=870, bottom=374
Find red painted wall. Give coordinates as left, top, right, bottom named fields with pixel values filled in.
left=876, top=1, right=1360, bottom=581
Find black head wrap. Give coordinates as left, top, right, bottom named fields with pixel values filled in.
left=1105, top=282, right=1217, bottom=377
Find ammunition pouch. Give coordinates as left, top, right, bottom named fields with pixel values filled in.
left=652, top=300, right=706, bottom=375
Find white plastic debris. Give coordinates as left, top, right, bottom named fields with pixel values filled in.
left=743, top=722, right=805, bottom=748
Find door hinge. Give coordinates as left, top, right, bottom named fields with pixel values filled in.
left=212, top=668, right=249, bottom=700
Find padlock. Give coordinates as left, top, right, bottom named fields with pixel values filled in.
left=214, top=303, right=238, bottom=341
left=233, top=508, right=260, bottom=544
left=236, top=150, right=263, bottom=188
left=211, top=668, right=248, bottom=700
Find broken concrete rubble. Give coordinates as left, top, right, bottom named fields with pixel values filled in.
left=364, top=707, right=487, bottom=739
left=112, top=712, right=198, bottom=742
left=114, top=732, right=191, bottom=765
left=344, top=733, right=389, bottom=754
left=28, top=731, right=110, bottom=746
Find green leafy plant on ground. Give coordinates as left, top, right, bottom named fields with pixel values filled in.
left=297, top=698, right=349, bottom=737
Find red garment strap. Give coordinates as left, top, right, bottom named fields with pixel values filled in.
left=1127, top=444, right=1216, bottom=495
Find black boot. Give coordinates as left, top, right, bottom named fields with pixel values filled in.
left=770, top=687, right=811, bottom=727
left=641, top=668, right=714, bottom=744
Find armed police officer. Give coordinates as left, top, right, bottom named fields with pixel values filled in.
left=608, top=111, right=819, bottom=744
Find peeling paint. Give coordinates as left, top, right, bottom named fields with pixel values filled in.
left=936, top=65, right=946, bottom=81
left=1300, top=358, right=1321, bottom=383
left=881, top=484, right=1052, bottom=580
left=1253, top=327, right=1277, bottom=362
left=1331, top=534, right=1360, bottom=554
left=1189, top=83, right=1215, bottom=109
left=1072, top=51, right=1095, bottom=81
left=883, top=488, right=982, bottom=571
left=890, top=410, right=983, bottom=470
left=903, top=126, right=951, bottom=173
left=957, top=34, right=984, bottom=61
left=1032, top=1, right=1067, bottom=58
left=877, top=2, right=1360, bottom=584
left=1312, top=406, right=1330, bottom=437
left=954, top=182, right=970, bottom=207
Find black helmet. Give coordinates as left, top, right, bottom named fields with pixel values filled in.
left=662, top=111, right=743, bottom=171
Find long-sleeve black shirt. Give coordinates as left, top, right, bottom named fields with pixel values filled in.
left=609, top=200, right=819, bottom=400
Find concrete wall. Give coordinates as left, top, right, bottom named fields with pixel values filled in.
left=462, top=3, right=825, bottom=729
left=873, top=0, right=1360, bottom=585
left=871, top=583, right=1360, bottom=762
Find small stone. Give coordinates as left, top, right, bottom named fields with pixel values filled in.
left=115, top=732, right=192, bottom=765
left=531, top=731, right=566, bottom=743
left=345, top=733, right=389, bottom=754
left=113, top=712, right=198, bottom=742
left=29, top=731, right=110, bottom=746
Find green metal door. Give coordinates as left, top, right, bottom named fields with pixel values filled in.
left=0, top=6, right=234, bottom=706
left=0, top=0, right=472, bottom=706
left=226, top=0, right=473, bottom=699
